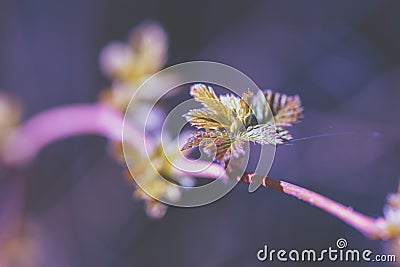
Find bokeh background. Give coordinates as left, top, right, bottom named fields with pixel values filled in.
left=1, top=0, right=400, bottom=266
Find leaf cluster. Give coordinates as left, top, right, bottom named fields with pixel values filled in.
left=182, top=84, right=303, bottom=163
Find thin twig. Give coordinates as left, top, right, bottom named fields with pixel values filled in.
left=2, top=103, right=388, bottom=239
left=2, top=104, right=151, bottom=166
left=239, top=174, right=388, bottom=239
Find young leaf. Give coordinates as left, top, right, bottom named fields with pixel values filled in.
left=184, top=108, right=223, bottom=130
left=263, top=90, right=303, bottom=127
left=189, top=84, right=232, bottom=128
left=238, top=123, right=286, bottom=145
left=182, top=84, right=303, bottom=164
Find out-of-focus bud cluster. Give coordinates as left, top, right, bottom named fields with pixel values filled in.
left=128, top=141, right=185, bottom=219
left=383, top=189, right=400, bottom=237
left=111, top=137, right=193, bottom=219
left=380, top=184, right=400, bottom=262
left=99, top=21, right=168, bottom=111
left=99, top=21, right=178, bottom=218
left=0, top=92, right=22, bottom=162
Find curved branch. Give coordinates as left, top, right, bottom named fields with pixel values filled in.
left=240, top=174, right=387, bottom=238
left=2, top=104, right=150, bottom=166
left=176, top=161, right=386, bottom=238
left=1, top=103, right=387, bottom=239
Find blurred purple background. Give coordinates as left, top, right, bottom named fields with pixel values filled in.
left=1, top=0, right=400, bottom=266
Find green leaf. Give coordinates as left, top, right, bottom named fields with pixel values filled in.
left=180, top=129, right=233, bottom=163
left=184, top=108, right=224, bottom=130
left=182, top=83, right=303, bottom=164
left=238, top=123, right=277, bottom=145
left=264, top=90, right=303, bottom=126
left=190, top=84, right=232, bottom=127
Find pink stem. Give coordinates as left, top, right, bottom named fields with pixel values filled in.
left=2, top=104, right=151, bottom=166
left=278, top=179, right=386, bottom=238
left=236, top=174, right=385, bottom=238
left=2, top=103, right=386, bottom=238
left=177, top=163, right=386, bottom=238
left=172, top=157, right=228, bottom=179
